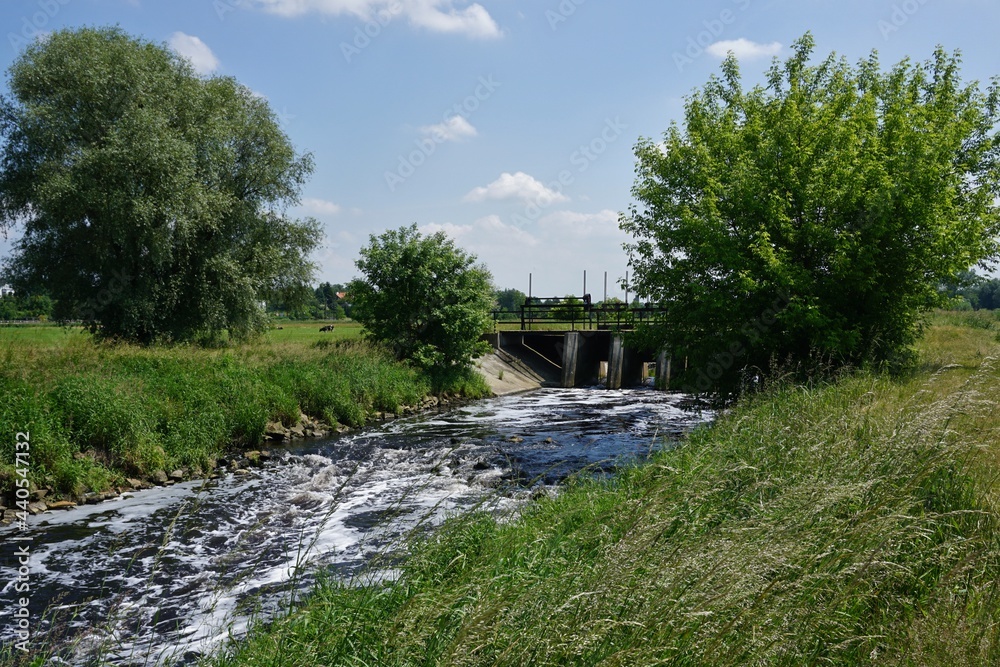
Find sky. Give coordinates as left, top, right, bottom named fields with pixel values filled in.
left=1, top=0, right=999, bottom=299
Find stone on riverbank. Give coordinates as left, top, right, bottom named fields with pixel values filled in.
left=46, top=500, right=76, bottom=510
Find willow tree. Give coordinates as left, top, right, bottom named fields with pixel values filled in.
left=621, top=34, right=1000, bottom=392
left=0, top=27, right=320, bottom=343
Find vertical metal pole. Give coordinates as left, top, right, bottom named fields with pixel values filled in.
left=625, top=272, right=629, bottom=307
left=602, top=271, right=607, bottom=330
left=529, top=273, right=532, bottom=299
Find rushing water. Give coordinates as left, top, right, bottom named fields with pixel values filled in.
left=0, top=388, right=710, bottom=665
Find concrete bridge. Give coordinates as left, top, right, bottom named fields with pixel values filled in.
left=481, top=330, right=671, bottom=390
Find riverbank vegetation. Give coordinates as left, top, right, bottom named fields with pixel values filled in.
left=210, top=313, right=1000, bottom=666
left=0, top=322, right=489, bottom=502
left=349, top=224, right=495, bottom=379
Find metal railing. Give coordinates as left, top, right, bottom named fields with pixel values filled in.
left=491, top=295, right=667, bottom=332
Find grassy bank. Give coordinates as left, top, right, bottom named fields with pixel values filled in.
left=210, top=313, right=1000, bottom=666
left=0, top=322, right=489, bottom=501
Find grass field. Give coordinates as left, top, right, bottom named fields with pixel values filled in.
left=265, top=320, right=364, bottom=344
left=0, top=320, right=488, bottom=501
left=0, top=319, right=364, bottom=349
left=207, top=311, right=1000, bottom=667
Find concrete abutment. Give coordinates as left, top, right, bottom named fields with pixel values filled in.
left=483, top=331, right=667, bottom=390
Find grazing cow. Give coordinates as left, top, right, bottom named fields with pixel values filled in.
left=319, top=325, right=335, bottom=332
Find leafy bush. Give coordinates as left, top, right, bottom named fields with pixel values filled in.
left=349, top=225, right=494, bottom=381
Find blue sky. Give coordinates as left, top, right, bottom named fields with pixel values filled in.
left=1, top=0, right=998, bottom=298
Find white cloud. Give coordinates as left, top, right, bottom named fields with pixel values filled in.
left=464, top=172, right=569, bottom=205
left=420, top=115, right=477, bottom=142
left=420, top=221, right=473, bottom=238
left=471, top=214, right=539, bottom=246
left=251, top=0, right=501, bottom=39
left=421, top=216, right=538, bottom=247
left=406, top=0, right=500, bottom=38
left=168, top=32, right=220, bottom=75
left=300, top=197, right=343, bottom=216
left=706, top=38, right=782, bottom=60
left=538, top=209, right=624, bottom=239
left=413, top=209, right=632, bottom=296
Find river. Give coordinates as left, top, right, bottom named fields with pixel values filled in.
left=0, top=388, right=710, bottom=665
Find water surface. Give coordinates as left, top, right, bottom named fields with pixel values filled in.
left=0, top=388, right=710, bottom=665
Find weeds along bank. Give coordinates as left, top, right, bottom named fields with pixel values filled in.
left=211, top=316, right=1000, bottom=666
left=0, top=325, right=489, bottom=503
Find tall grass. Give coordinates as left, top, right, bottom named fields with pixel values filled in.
left=210, top=317, right=1000, bottom=666
left=0, top=326, right=489, bottom=500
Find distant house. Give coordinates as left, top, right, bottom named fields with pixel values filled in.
left=336, top=292, right=347, bottom=300
left=0, top=285, right=14, bottom=298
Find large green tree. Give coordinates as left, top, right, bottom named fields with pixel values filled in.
left=349, top=224, right=494, bottom=375
left=621, top=34, right=1000, bottom=392
left=0, top=27, right=320, bottom=343
left=495, top=287, right=527, bottom=314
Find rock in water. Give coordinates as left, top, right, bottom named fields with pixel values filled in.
left=27, top=501, right=48, bottom=515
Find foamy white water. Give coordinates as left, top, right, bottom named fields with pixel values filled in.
left=0, top=388, right=710, bottom=665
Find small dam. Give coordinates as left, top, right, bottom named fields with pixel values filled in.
left=481, top=330, right=670, bottom=390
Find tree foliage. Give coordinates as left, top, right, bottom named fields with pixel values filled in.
left=942, top=271, right=1000, bottom=311
left=551, top=295, right=586, bottom=322
left=621, top=34, right=1000, bottom=392
left=348, top=225, right=494, bottom=374
left=315, top=282, right=349, bottom=319
left=0, top=27, right=320, bottom=343
left=0, top=291, right=52, bottom=320
left=495, top=288, right=527, bottom=313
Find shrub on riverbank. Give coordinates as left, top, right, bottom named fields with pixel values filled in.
left=0, top=329, right=489, bottom=500
left=211, top=318, right=1000, bottom=666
